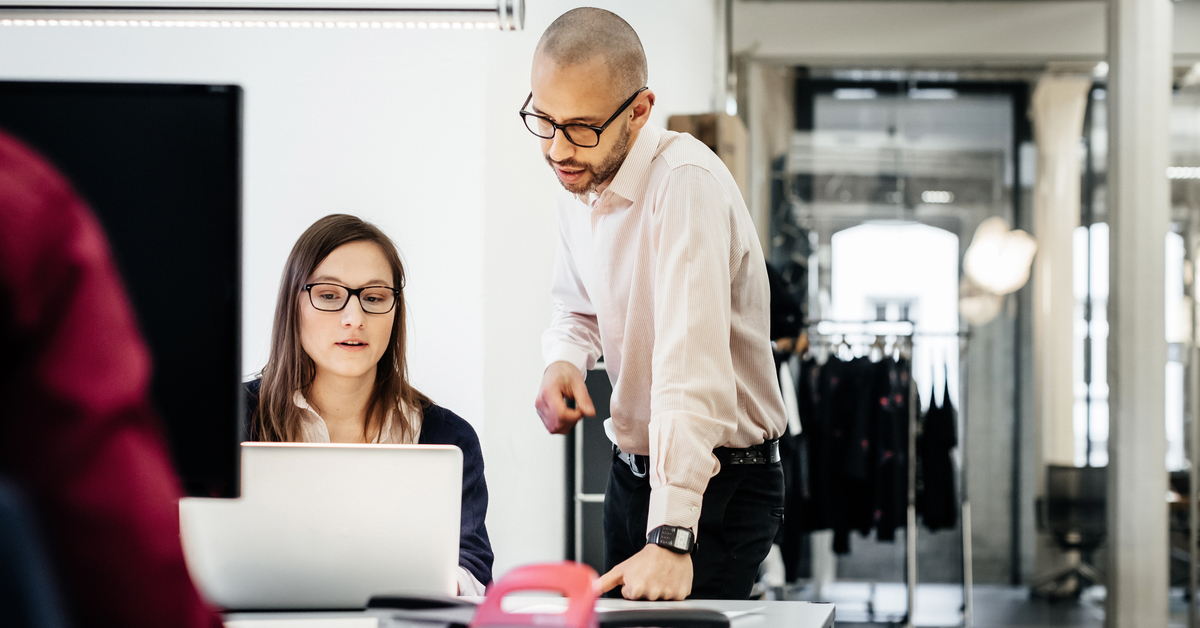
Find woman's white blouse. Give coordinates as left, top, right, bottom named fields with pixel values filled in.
left=291, top=390, right=422, bottom=444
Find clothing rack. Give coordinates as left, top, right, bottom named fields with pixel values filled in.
left=801, top=321, right=973, bottom=628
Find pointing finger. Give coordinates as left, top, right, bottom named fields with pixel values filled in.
left=597, top=566, right=624, bottom=594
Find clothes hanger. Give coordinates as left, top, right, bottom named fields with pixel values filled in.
left=942, top=359, right=954, bottom=410
left=832, top=334, right=847, bottom=360
left=870, top=335, right=886, bottom=362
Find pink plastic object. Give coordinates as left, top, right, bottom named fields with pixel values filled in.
left=471, top=562, right=599, bottom=628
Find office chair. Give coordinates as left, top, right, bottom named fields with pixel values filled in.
left=0, top=477, right=69, bottom=628
left=1031, top=465, right=1107, bottom=598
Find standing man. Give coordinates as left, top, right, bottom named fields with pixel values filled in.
left=527, top=8, right=786, bottom=601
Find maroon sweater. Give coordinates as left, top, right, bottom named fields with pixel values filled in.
left=0, top=130, right=222, bottom=628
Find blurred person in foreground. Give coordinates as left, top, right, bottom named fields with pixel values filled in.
left=0, top=128, right=222, bottom=628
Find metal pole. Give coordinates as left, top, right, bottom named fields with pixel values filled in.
left=1190, top=344, right=1199, bottom=628
left=1185, top=80, right=1200, bottom=628
left=960, top=334, right=973, bottom=628
left=574, top=417, right=585, bottom=564
left=906, top=346, right=918, bottom=628
left=1082, top=90, right=1095, bottom=468
left=1188, top=221, right=1200, bottom=628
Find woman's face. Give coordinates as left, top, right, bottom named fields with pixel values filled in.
left=299, top=241, right=397, bottom=382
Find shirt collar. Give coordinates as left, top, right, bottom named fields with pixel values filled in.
left=585, top=178, right=612, bottom=208
left=291, top=389, right=398, bottom=444
left=573, top=125, right=662, bottom=208
left=606, top=124, right=661, bottom=204
left=292, top=390, right=319, bottom=418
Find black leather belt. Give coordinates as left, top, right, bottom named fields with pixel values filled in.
left=614, top=438, right=781, bottom=477
left=717, top=439, right=781, bottom=465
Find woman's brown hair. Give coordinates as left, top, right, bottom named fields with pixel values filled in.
left=254, top=214, right=430, bottom=442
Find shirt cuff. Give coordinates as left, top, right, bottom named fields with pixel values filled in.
left=456, top=566, right=487, bottom=596
left=646, top=484, right=704, bottom=536
left=545, top=342, right=592, bottom=376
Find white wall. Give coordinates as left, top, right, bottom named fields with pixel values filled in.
left=0, top=26, right=491, bottom=431
left=0, top=0, right=719, bottom=579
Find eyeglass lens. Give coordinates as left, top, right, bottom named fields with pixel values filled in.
left=309, top=284, right=396, bottom=314
left=523, top=115, right=600, bottom=148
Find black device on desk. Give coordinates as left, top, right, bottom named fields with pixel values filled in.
left=0, top=81, right=243, bottom=498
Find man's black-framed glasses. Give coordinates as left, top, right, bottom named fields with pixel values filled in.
left=304, top=283, right=401, bottom=314
left=519, top=87, right=648, bottom=148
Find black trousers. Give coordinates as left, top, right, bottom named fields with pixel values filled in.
left=603, top=449, right=785, bottom=600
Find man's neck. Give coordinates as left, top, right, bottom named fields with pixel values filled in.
left=580, top=125, right=643, bottom=204
left=627, top=125, right=642, bottom=154
left=308, top=369, right=376, bottom=440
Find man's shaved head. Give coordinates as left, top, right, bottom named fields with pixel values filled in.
left=535, top=7, right=648, bottom=99
left=529, top=8, right=655, bottom=195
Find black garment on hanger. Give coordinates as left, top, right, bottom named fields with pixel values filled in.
left=842, top=357, right=880, bottom=541
left=797, top=353, right=912, bottom=554
left=766, top=262, right=803, bottom=341
left=918, top=373, right=958, bottom=531
left=872, top=357, right=910, bottom=542
left=780, top=357, right=820, bottom=581
left=773, top=354, right=808, bottom=583
left=766, top=268, right=808, bottom=580
left=804, top=356, right=849, bottom=536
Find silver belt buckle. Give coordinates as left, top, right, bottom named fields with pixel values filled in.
left=614, top=444, right=648, bottom=478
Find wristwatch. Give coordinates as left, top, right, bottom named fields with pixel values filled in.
left=646, top=525, right=696, bottom=554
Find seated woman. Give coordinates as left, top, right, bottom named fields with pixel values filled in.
left=244, top=213, right=492, bottom=595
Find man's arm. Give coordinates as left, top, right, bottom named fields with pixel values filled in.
left=541, top=209, right=602, bottom=372
left=646, top=165, right=742, bottom=533
left=536, top=209, right=601, bottom=433
left=0, top=133, right=222, bottom=628
left=599, top=165, right=744, bottom=600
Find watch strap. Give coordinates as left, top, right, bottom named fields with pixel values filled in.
left=646, top=525, right=695, bottom=554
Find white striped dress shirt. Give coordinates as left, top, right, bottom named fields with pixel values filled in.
left=542, top=124, right=787, bottom=534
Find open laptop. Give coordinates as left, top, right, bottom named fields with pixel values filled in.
left=180, top=442, right=462, bottom=610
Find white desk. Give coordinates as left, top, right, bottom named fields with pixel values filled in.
left=225, top=598, right=834, bottom=628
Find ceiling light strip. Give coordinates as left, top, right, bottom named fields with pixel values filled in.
left=0, top=16, right=499, bottom=26
left=0, top=0, right=522, bottom=29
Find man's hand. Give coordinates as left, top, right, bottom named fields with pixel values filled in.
left=597, top=544, right=693, bottom=600
left=535, top=361, right=595, bottom=434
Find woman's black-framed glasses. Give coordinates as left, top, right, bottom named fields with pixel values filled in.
left=519, top=87, right=648, bottom=148
left=304, top=283, right=401, bottom=314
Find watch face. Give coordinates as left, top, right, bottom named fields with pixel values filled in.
left=651, top=526, right=692, bottom=553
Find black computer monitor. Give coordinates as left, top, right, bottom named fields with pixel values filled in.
left=0, top=81, right=243, bottom=497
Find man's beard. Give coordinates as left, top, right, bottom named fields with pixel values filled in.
left=545, top=120, right=631, bottom=196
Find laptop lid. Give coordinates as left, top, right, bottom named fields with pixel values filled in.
left=180, top=442, right=462, bottom=610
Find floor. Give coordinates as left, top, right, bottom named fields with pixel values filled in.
left=780, top=582, right=1198, bottom=627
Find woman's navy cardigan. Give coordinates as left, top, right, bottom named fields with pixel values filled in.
left=243, top=379, right=493, bottom=586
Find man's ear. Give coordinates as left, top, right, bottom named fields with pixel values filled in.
left=628, top=90, right=656, bottom=133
